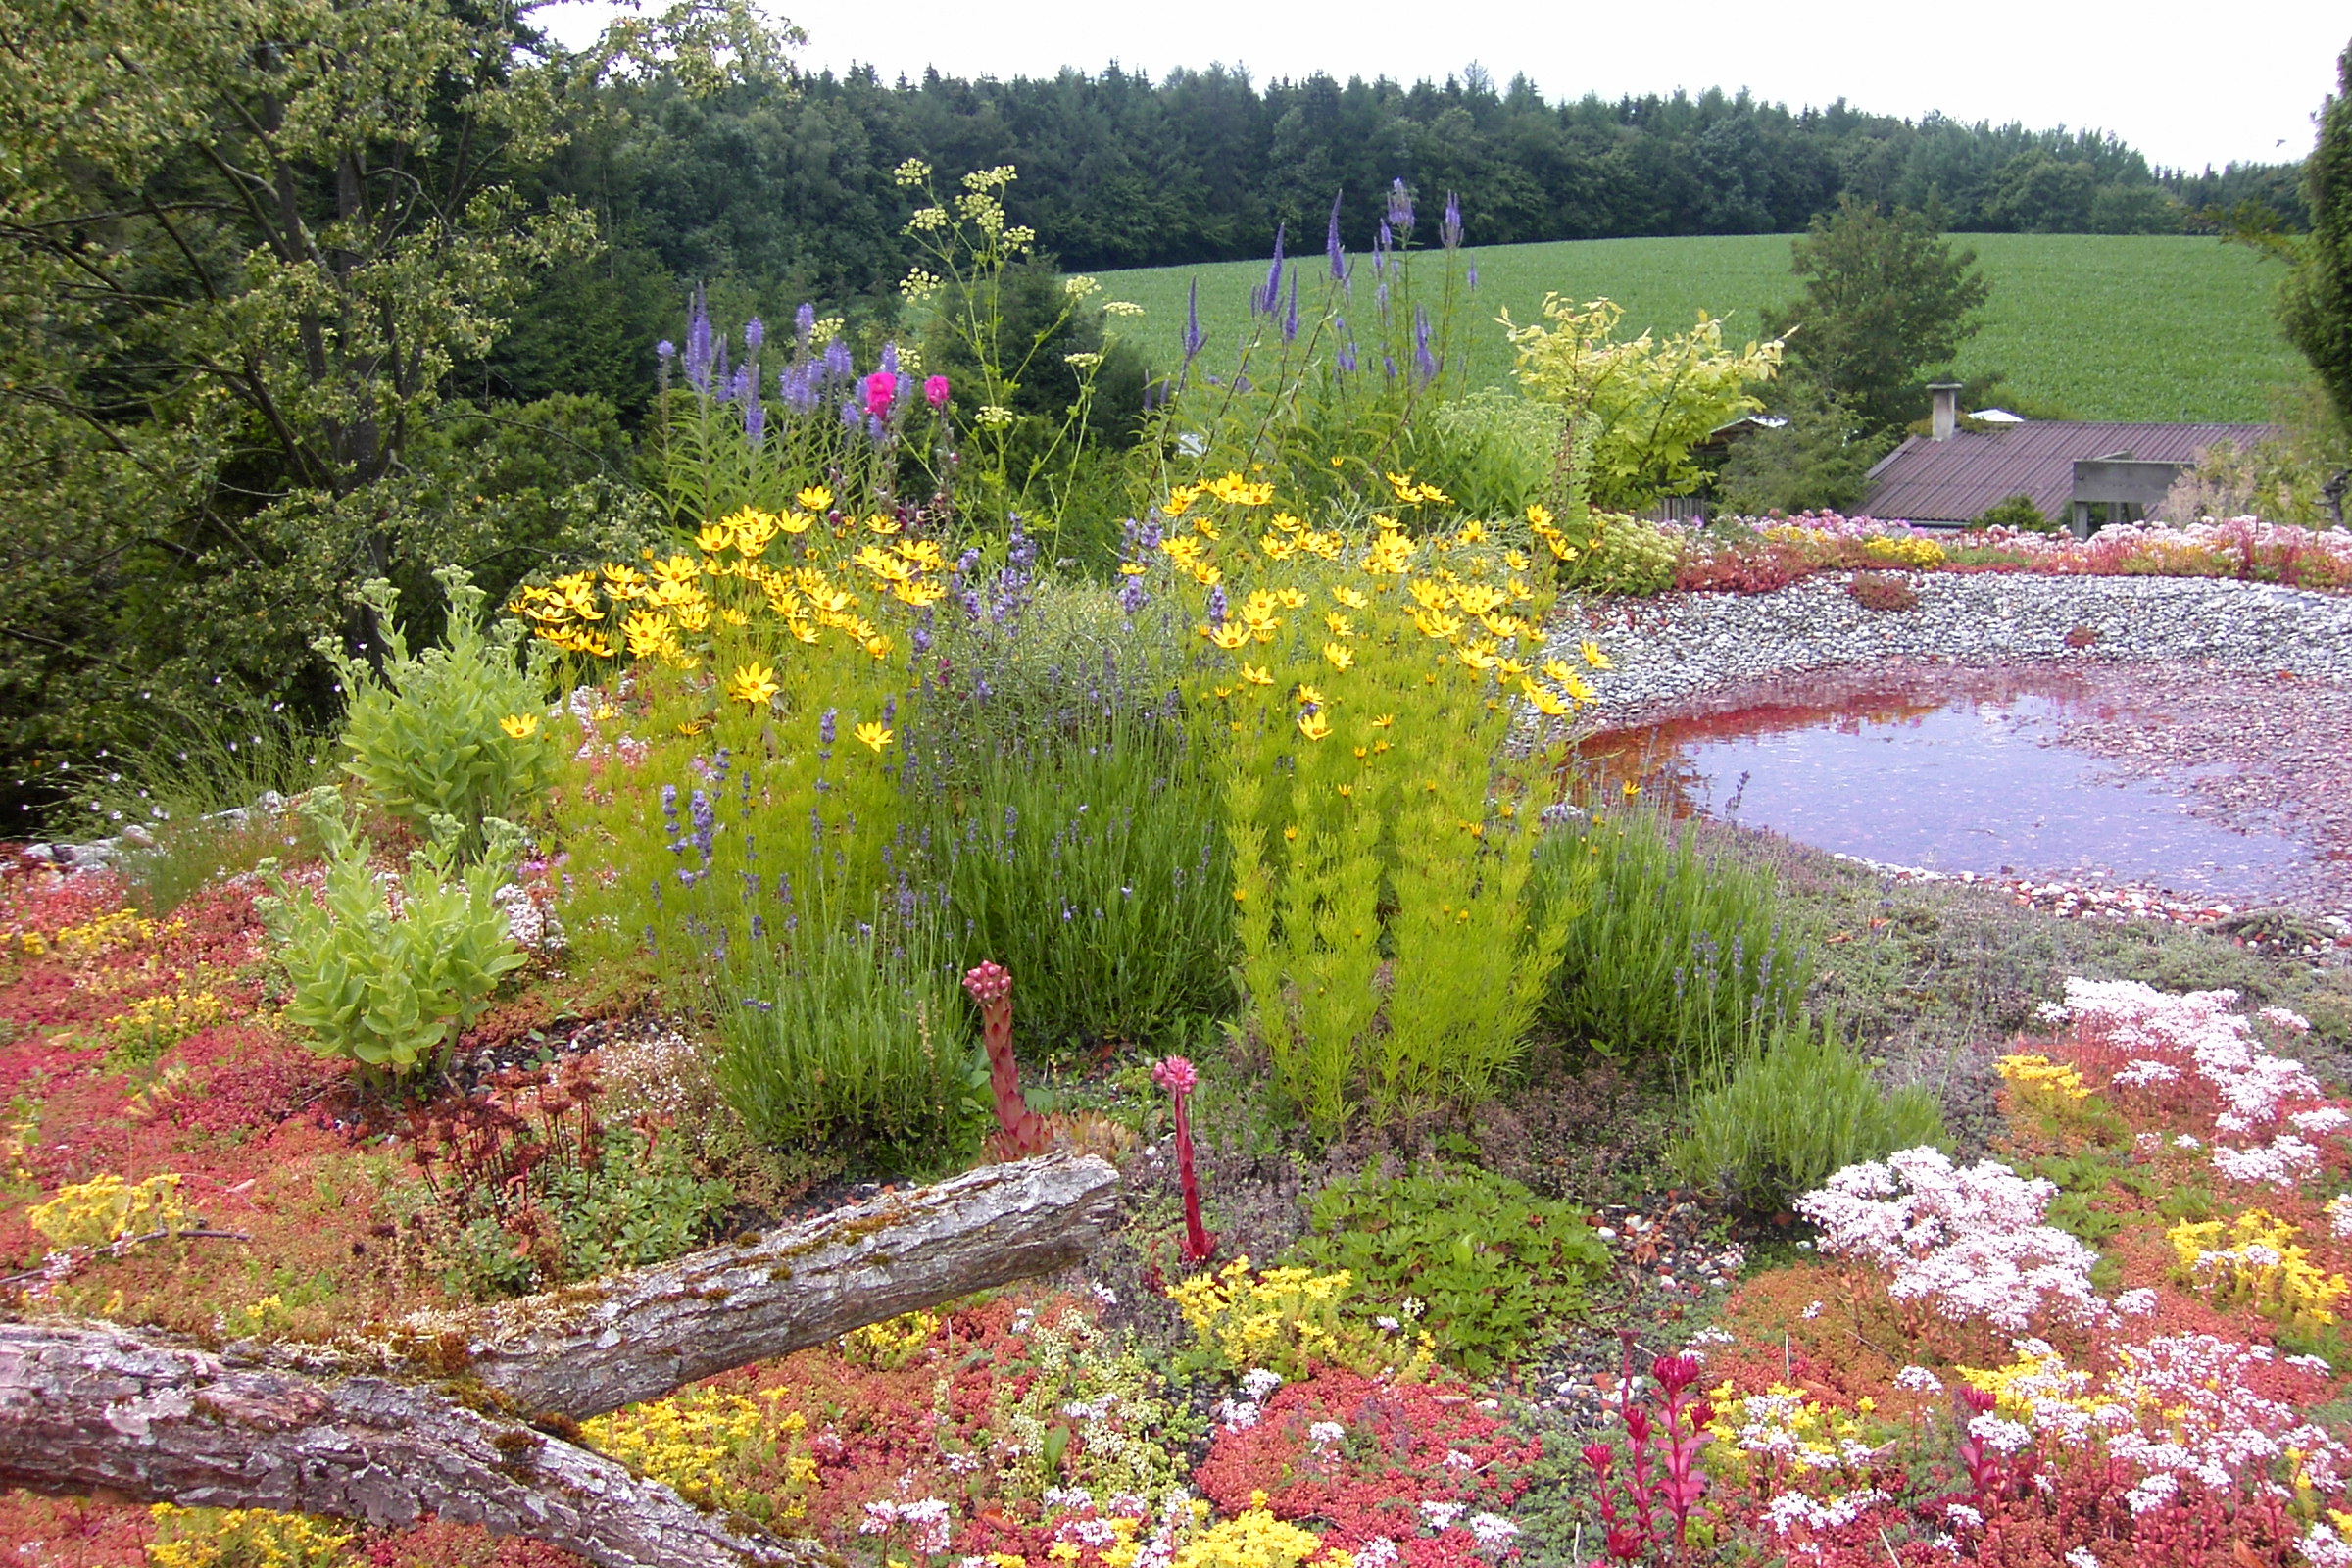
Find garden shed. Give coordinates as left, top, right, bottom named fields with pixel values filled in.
left=1862, top=408, right=2276, bottom=529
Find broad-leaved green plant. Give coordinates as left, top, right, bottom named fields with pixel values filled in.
left=257, top=791, right=527, bottom=1081
left=319, top=564, right=558, bottom=854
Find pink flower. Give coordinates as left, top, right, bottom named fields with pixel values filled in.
left=864, top=369, right=897, bottom=418
left=924, top=374, right=951, bottom=409
left=962, top=960, right=1011, bottom=1005
left=1152, top=1055, right=1198, bottom=1095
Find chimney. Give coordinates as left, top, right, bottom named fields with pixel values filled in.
left=1928, top=382, right=1962, bottom=441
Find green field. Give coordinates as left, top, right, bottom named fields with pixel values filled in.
left=1095, top=234, right=2305, bottom=424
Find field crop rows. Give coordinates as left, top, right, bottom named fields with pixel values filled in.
left=1097, top=233, right=2305, bottom=424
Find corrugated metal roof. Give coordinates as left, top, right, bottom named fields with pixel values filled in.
left=1861, top=421, right=2278, bottom=523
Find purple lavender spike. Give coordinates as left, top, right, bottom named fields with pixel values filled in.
left=795, top=302, right=816, bottom=343
left=1282, top=272, right=1299, bottom=344
left=1326, top=191, right=1346, bottom=280
left=1441, top=192, right=1462, bottom=250
left=1414, top=306, right=1438, bottom=385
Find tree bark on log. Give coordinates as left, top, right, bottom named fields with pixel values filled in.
left=0, top=1319, right=808, bottom=1568
left=0, top=1152, right=1124, bottom=1566
left=400, top=1150, right=1121, bottom=1421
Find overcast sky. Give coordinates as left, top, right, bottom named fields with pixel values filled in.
left=540, top=1, right=2343, bottom=174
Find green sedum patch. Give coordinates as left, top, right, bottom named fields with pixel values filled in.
left=1289, top=1166, right=1610, bottom=1376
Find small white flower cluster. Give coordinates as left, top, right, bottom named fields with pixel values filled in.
left=1214, top=1367, right=1285, bottom=1432
left=860, top=1495, right=953, bottom=1555
left=1760, top=1488, right=1889, bottom=1535
left=1796, top=1147, right=2107, bottom=1332
left=2060, top=979, right=2328, bottom=1189
left=1417, top=1500, right=1464, bottom=1532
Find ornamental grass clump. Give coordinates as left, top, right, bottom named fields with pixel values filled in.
left=320, top=564, right=559, bottom=856
left=256, top=791, right=527, bottom=1083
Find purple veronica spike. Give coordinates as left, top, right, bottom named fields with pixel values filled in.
left=779, top=364, right=814, bottom=413
left=1183, top=278, right=1205, bottom=364
left=684, top=285, right=715, bottom=394
left=656, top=339, right=676, bottom=361
left=1373, top=220, right=1391, bottom=276
left=1441, top=192, right=1462, bottom=250
left=841, top=398, right=861, bottom=431
left=1387, top=178, right=1415, bottom=239
left=1384, top=354, right=1396, bottom=380
left=795, top=302, right=816, bottom=343
left=1282, top=272, right=1299, bottom=344
left=1206, top=584, right=1228, bottom=627
left=822, top=339, right=853, bottom=379
left=1334, top=317, right=1357, bottom=374
left=1467, top=263, right=1479, bottom=290
left=1326, top=191, right=1346, bottom=280
left=745, top=396, right=765, bottom=445
left=880, top=341, right=900, bottom=377
left=1255, top=221, right=1286, bottom=316
left=746, top=317, right=765, bottom=353
left=1414, top=306, right=1438, bottom=384
left=730, top=364, right=755, bottom=403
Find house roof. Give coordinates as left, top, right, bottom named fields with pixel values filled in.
left=1862, top=421, right=2278, bottom=523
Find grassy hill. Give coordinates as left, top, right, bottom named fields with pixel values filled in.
left=1094, top=233, right=2305, bottom=424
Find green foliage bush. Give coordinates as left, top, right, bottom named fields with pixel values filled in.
left=1670, top=1013, right=1948, bottom=1208
left=1289, top=1166, right=1611, bottom=1376
left=925, top=716, right=1230, bottom=1054
left=712, top=921, right=978, bottom=1166
left=256, top=792, right=528, bottom=1081
left=1564, top=514, right=1683, bottom=597
left=1976, top=492, right=2055, bottom=530
left=319, top=565, right=560, bottom=854
left=1540, top=806, right=1814, bottom=1079
left=1406, top=389, right=1564, bottom=519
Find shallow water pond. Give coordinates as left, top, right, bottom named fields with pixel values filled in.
left=1585, top=666, right=2318, bottom=901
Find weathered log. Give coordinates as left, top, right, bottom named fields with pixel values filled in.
left=394, top=1150, right=1122, bottom=1421
left=0, top=1152, right=1123, bottom=1564
left=0, top=1318, right=810, bottom=1568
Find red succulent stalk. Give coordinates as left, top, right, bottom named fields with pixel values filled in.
left=962, top=961, right=1049, bottom=1159
left=1152, top=1054, right=1213, bottom=1263
left=1648, top=1353, right=1710, bottom=1563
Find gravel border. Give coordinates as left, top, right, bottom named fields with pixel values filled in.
left=1547, top=572, right=2352, bottom=716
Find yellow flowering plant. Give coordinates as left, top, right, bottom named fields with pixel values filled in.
left=144, top=1505, right=357, bottom=1568
left=2169, top=1208, right=2350, bottom=1333
left=517, top=504, right=932, bottom=971
left=580, top=1386, right=817, bottom=1525
left=1169, top=1255, right=1429, bottom=1383
left=1135, top=478, right=1587, bottom=1134
left=26, top=1170, right=188, bottom=1250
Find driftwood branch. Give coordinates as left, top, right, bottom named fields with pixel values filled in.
left=0, top=1319, right=808, bottom=1568
left=391, top=1151, right=1123, bottom=1421
left=0, top=1152, right=1124, bottom=1565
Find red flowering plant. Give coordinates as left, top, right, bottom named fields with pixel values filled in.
left=1194, top=1368, right=1541, bottom=1568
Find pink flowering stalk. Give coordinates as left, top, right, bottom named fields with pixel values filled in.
left=864, top=369, right=897, bottom=419
left=923, top=373, right=951, bottom=410
left=1152, top=1054, right=1213, bottom=1263
left=1649, top=1352, right=1713, bottom=1555
left=963, top=961, right=1049, bottom=1159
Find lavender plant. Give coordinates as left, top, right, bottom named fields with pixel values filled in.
left=920, top=711, right=1230, bottom=1054
left=1538, top=802, right=1814, bottom=1084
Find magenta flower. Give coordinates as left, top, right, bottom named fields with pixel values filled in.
left=1153, top=1054, right=1211, bottom=1262
left=864, top=369, right=897, bottom=419
left=924, top=374, right=951, bottom=410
